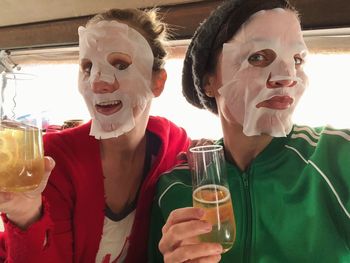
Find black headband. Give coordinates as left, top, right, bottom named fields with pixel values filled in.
left=182, top=0, right=242, bottom=110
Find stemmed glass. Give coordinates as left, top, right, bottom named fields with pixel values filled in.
left=189, top=145, right=236, bottom=252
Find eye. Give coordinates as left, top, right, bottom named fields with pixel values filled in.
left=113, top=61, right=130, bottom=71
left=248, top=49, right=276, bottom=67
left=107, top=52, right=132, bottom=71
left=248, top=53, right=266, bottom=63
left=81, top=60, right=92, bottom=76
left=294, top=55, right=304, bottom=66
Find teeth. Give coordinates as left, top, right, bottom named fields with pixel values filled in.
left=97, top=100, right=121, bottom=106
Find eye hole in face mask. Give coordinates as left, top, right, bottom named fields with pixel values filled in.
left=294, top=55, right=304, bottom=67
left=248, top=49, right=276, bottom=67
left=108, top=52, right=132, bottom=71
left=81, top=59, right=92, bottom=76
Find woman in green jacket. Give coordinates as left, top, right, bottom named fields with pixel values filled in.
left=148, top=0, right=350, bottom=262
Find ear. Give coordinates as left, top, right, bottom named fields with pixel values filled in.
left=151, top=69, right=167, bottom=97
left=203, top=73, right=215, bottom=98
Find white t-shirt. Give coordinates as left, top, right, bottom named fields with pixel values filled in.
left=95, top=211, right=135, bottom=263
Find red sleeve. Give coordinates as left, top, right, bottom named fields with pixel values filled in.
left=0, top=197, right=72, bottom=263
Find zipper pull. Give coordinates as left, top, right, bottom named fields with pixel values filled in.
left=242, top=173, right=249, bottom=188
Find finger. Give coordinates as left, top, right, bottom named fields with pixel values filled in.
left=44, top=156, right=55, bottom=172
left=159, top=220, right=212, bottom=254
left=189, top=254, right=222, bottom=263
left=163, top=207, right=205, bottom=233
left=164, top=243, right=222, bottom=263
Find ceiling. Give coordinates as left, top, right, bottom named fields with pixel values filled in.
left=1, top=0, right=350, bottom=52
left=0, top=0, right=201, bottom=26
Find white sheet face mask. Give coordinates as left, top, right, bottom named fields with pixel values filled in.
left=219, top=9, right=308, bottom=137
left=78, top=21, right=154, bottom=139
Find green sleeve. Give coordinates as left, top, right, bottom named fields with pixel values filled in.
left=148, top=201, right=165, bottom=263
left=147, top=168, right=193, bottom=262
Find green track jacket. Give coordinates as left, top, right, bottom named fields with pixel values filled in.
left=148, top=125, right=350, bottom=262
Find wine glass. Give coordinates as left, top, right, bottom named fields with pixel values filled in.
left=189, top=144, right=236, bottom=252
left=0, top=72, right=45, bottom=192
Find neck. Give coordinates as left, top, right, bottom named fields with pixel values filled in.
left=221, top=121, right=272, bottom=171
left=99, top=113, right=149, bottom=213
left=100, top=130, right=145, bottom=159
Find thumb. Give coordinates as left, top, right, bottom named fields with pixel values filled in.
left=45, top=156, right=55, bottom=172
left=42, top=156, right=55, bottom=185
left=24, top=156, right=55, bottom=198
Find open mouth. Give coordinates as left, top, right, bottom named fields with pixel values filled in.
left=95, top=100, right=122, bottom=115
left=256, top=95, right=294, bottom=110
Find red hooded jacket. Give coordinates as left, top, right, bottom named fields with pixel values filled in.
left=0, top=116, right=190, bottom=263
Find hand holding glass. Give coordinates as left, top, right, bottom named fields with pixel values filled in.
left=189, top=145, right=236, bottom=252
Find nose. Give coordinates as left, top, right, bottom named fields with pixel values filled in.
left=91, top=73, right=119, bottom=94
left=267, top=59, right=298, bottom=88
left=267, top=77, right=297, bottom=88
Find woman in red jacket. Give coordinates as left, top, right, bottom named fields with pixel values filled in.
left=0, top=8, right=190, bottom=263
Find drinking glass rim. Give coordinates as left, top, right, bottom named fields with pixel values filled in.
left=189, top=144, right=223, bottom=153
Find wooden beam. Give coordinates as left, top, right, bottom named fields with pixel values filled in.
left=159, top=0, right=221, bottom=40
left=290, top=0, right=350, bottom=30
left=0, top=0, right=349, bottom=51
left=0, top=0, right=220, bottom=50
left=0, top=16, right=90, bottom=50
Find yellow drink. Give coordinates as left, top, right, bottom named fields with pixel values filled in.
left=0, top=119, right=44, bottom=192
left=193, top=184, right=236, bottom=252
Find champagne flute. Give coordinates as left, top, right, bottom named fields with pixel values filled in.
left=189, top=145, right=236, bottom=252
left=0, top=72, right=45, bottom=192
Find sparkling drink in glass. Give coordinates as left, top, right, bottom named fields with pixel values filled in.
left=0, top=72, right=45, bottom=192
left=189, top=145, right=236, bottom=252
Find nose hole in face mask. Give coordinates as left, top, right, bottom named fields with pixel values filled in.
left=267, top=75, right=298, bottom=88
left=99, top=72, right=115, bottom=84
left=92, top=79, right=118, bottom=93
left=90, top=71, right=115, bottom=85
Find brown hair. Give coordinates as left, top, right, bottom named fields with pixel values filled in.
left=87, top=8, right=168, bottom=71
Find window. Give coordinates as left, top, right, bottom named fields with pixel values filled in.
left=4, top=30, right=350, bottom=140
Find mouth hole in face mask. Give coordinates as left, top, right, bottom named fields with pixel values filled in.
left=95, top=100, right=123, bottom=115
